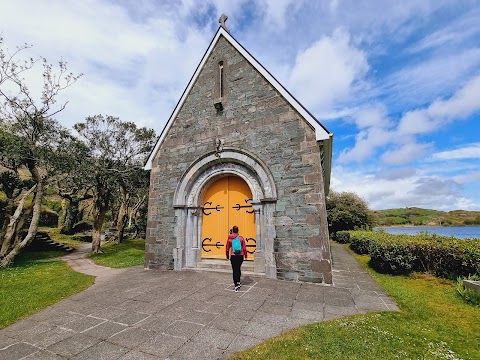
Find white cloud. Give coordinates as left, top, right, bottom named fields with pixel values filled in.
left=338, top=104, right=394, bottom=163
left=329, top=0, right=340, bottom=13
left=338, top=127, right=394, bottom=163
left=453, top=171, right=480, bottom=185
left=1, top=1, right=158, bottom=64
left=341, top=74, right=480, bottom=165
left=398, top=74, right=480, bottom=135
left=409, top=7, right=480, bottom=53
left=353, top=104, right=391, bottom=129
left=0, top=0, right=212, bottom=133
left=331, top=165, right=480, bottom=211
left=288, top=28, right=369, bottom=112
left=257, top=0, right=304, bottom=28
left=318, top=0, right=441, bottom=39
left=432, top=143, right=480, bottom=161
left=384, top=48, right=480, bottom=108
left=381, top=142, right=432, bottom=165
left=375, top=167, right=417, bottom=181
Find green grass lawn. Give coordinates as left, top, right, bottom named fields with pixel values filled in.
left=234, top=247, right=480, bottom=360
left=87, top=239, right=145, bottom=268
left=0, top=251, right=94, bottom=329
left=40, top=227, right=88, bottom=249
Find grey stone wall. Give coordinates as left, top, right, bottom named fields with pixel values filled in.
left=146, top=35, right=331, bottom=283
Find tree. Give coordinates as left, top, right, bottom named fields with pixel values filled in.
left=326, top=191, right=374, bottom=236
left=0, top=127, right=35, bottom=243
left=114, top=163, right=152, bottom=243
left=74, top=115, right=155, bottom=252
left=0, top=36, right=81, bottom=266
left=54, top=138, right=94, bottom=234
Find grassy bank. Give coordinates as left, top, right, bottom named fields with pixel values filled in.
left=40, top=227, right=89, bottom=249
left=374, top=207, right=480, bottom=227
left=233, top=247, right=480, bottom=360
left=87, top=239, right=145, bottom=268
left=0, top=251, right=94, bottom=329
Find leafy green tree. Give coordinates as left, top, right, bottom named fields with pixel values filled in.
left=0, top=36, right=81, bottom=266
left=74, top=115, right=155, bottom=252
left=115, top=167, right=151, bottom=243
left=54, top=138, right=94, bottom=234
left=326, top=191, right=374, bottom=237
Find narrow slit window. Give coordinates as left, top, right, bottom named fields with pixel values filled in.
left=219, top=61, right=224, bottom=98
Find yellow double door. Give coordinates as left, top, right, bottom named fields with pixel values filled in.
left=201, top=176, right=255, bottom=260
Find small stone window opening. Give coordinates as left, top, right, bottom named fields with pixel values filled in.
left=214, top=61, right=224, bottom=111
left=219, top=61, right=224, bottom=98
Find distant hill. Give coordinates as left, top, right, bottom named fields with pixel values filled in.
left=373, top=207, right=480, bottom=227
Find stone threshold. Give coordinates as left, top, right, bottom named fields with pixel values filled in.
left=185, top=258, right=262, bottom=275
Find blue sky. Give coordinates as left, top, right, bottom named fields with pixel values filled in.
left=1, top=0, right=479, bottom=210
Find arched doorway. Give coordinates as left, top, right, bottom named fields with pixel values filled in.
left=201, top=176, right=256, bottom=260
left=172, top=148, right=278, bottom=277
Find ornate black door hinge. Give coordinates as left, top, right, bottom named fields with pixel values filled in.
left=202, top=201, right=224, bottom=215
left=232, top=199, right=254, bottom=213
left=246, top=237, right=256, bottom=254
left=202, top=238, right=225, bottom=252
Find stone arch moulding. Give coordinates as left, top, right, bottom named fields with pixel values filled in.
left=172, top=148, right=278, bottom=278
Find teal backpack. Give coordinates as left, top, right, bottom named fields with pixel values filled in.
left=232, top=236, right=242, bottom=254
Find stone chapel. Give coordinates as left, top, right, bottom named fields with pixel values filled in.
left=144, top=17, right=334, bottom=284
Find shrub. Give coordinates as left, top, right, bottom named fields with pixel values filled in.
left=349, top=232, right=374, bottom=255
left=72, top=234, right=92, bottom=242
left=72, top=221, right=92, bottom=233
left=346, top=231, right=480, bottom=278
left=39, top=208, right=59, bottom=227
left=43, top=199, right=62, bottom=214
left=411, top=236, right=480, bottom=278
left=326, top=191, right=374, bottom=235
left=370, top=241, right=417, bottom=274
left=335, top=231, right=351, bottom=244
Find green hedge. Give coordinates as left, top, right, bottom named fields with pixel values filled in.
left=343, top=231, right=480, bottom=278
left=334, top=231, right=350, bottom=244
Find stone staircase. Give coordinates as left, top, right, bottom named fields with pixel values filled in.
left=28, top=231, right=74, bottom=252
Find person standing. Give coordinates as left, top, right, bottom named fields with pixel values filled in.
left=226, top=225, right=247, bottom=292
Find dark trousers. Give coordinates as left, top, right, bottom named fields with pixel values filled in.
left=230, top=255, right=244, bottom=286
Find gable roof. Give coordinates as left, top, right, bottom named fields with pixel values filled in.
left=144, top=26, right=333, bottom=192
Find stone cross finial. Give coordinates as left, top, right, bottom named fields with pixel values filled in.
left=219, top=14, right=230, bottom=33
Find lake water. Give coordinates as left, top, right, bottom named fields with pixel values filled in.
left=375, top=226, right=480, bottom=239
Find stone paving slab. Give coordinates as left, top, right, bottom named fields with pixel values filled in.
left=0, top=243, right=399, bottom=359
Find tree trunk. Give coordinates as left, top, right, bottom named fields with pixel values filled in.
left=60, top=199, right=80, bottom=235
left=0, top=185, right=36, bottom=257
left=116, top=211, right=127, bottom=243
left=111, top=208, right=118, bottom=227
left=13, top=204, right=33, bottom=248
left=91, top=181, right=110, bottom=254
left=1, top=198, right=15, bottom=237
left=128, top=195, right=146, bottom=228
left=1, top=179, right=42, bottom=267
left=133, top=223, right=140, bottom=239
left=91, top=210, right=106, bottom=253
left=58, top=198, right=69, bottom=228
left=116, top=187, right=129, bottom=243
left=127, top=209, right=133, bottom=228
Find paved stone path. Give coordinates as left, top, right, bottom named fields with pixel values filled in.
left=0, top=243, right=399, bottom=359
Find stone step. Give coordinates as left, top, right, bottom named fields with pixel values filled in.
left=464, top=280, right=480, bottom=293
left=196, top=259, right=255, bottom=272
left=29, top=232, right=74, bottom=252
